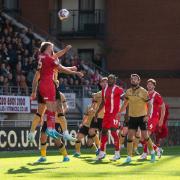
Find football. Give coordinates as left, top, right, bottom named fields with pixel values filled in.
left=58, top=9, right=70, bottom=20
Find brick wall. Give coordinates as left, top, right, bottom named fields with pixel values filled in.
left=106, top=0, right=180, bottom=71
left=19, top=0, right=52, bottom=32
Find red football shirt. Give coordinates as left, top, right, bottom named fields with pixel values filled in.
left=39, top=53, right=59, bottom=84
left=102, top=85, right=123, bottom=115
left=149, top=91, right=163, bottom=118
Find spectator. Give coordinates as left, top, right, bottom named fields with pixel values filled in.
left=0, top=75, right=4, bottom=94
left=74, top=79, right=80, bottom=86
left=0, top=63, right=9, bottom=76
left=0, top=75, right=4, bottom=86
left=3, top=76, right=9, bottom=94
left=19, top=74, right=28, bottom=95
left=92, top=69, right=101, bottom=83
left=7, top=73, right=14, bottom=86
left=0, top=13, right=111, bottom=96
left=69, top=77, right=74, bottom=86
left=20, top=28, right=30, bottom=46
left=59, top=78, right=65, bottom=91
left=26, top=70, right=35, bottom=87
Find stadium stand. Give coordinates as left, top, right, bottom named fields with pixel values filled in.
left=0, top=12, right=112, bottom=97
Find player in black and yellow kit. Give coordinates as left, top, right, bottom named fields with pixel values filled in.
left=37, top=91, right=70, bottom=162
left=88, top=77, right=108, bottom=152
left=119, top=74, right=155, bottom=163
left=119, top=106, right=141, bottom=156
left=73, top=104, right=99, bottom=157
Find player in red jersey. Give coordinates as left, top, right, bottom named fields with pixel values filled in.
left=95, top=74, right=124, bottom=161
left=154, top=104, right=169, bottom=149
left=140, top=79, right=166, bottom=159
left=37, top=42, right=83, bottom=139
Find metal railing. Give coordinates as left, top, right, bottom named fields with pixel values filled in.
left=0, top=86, right=32, bottom=96
left=0, top=119, right=81, bottom=127
left=50, top=9, right=105, bottom=38
left=0, top=120, right=31, bottom=127
left=3, top=8, right=105, bottom=39
left=0, top=85, right=99, bottom=97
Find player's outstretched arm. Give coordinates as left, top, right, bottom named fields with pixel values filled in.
left=52, top=45, right=72, bottom=59
left=66, top=66, right=77, bottom=71
left=58, top=64, right=83, bottom=78
left=60, top=66, right=77, bottom=73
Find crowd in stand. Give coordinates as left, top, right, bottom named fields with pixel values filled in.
left=0, top=13, right=39, bottom=95
left=0, top=13, right=105, bottom=96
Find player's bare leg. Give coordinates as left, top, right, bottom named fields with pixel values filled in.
left=97, top=128, right=108, bottom=160
left=86, top=136, right=99, bottom=155
left=125, top=129, right=136, bottom=163
left=74, top=133, right=85, bottom=157
left=36, top=132, right=48, bottom=163
left=141, top=130, right=162, bottom=159
left=54, top=139, right=70, bottom=162
left=133, top=128, right=141, bottom=155
left=141, top=130, right=155, bottom=162
left=119, top=127, right=128, bottom=150
left=88, top=128, right=100, bottom=155
left=28, top=103, right=46, bottom=143
left=56, top=99, right=76, bottom=141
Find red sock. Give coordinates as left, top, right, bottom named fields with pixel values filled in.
left=153, top=143, right=158, bottom=151
left=144, top=143, right=148, bottom=153
left=100, top=134, right=108, bottom=151
left=111, top=131, right=120, bottom=151
left=46, top=110, right=55, bottom=129
left=140, top=140, right=148, bottom=153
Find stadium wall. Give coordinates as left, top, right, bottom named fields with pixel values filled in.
left=19, top=0, right=53, bottom=32
left=106, top=0, right=180, bottom=71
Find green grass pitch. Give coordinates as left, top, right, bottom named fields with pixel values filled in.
left=1, top=146, right=180, bottom=180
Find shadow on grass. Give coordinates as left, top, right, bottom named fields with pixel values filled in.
left=46, top=171, right=121, bottom=178
left=116, top=155, right=180, bottom=177
left=80, top=156, right=116, bottom=165
left=84, top=159, right=112, bottom=165
left=1, top=146, right=180, bottom=159
left=27, top=162, right=57, bottom=166
left=7, top=166, right=59, bottom=175
left=74, top=156, right=92, bottom=159
left=117, top=162, right=144, bottom=167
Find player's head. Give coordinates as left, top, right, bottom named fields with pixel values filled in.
left=100, top=77, right=108, bottom=88
left=40, top=41, right=54, bottom=55
left=108, top=74, right=116, bottom=86
left=147, top=78, right=156, bottom=91
left=130, top=74, right=141, bottom=87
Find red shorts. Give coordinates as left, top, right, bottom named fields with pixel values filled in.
left=38, top=82, right=56, bottom=102
left=148, top=116, right=159, bottom=132
left=155, top=125, right=168, bottom=139
left=102, top=113, right=119, bottom=129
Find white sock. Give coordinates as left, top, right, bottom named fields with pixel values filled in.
left=100, top=151, right=105, bottom=155
left=127, top=156, right=131, bottom=159
left=151, top=150, right=155, bottom=154
left=63, top=130, right=69, bottom=135
left=115, top=151, right=120, bottom=156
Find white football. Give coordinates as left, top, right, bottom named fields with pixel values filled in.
left=58, top=9, right=70, bottom=20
